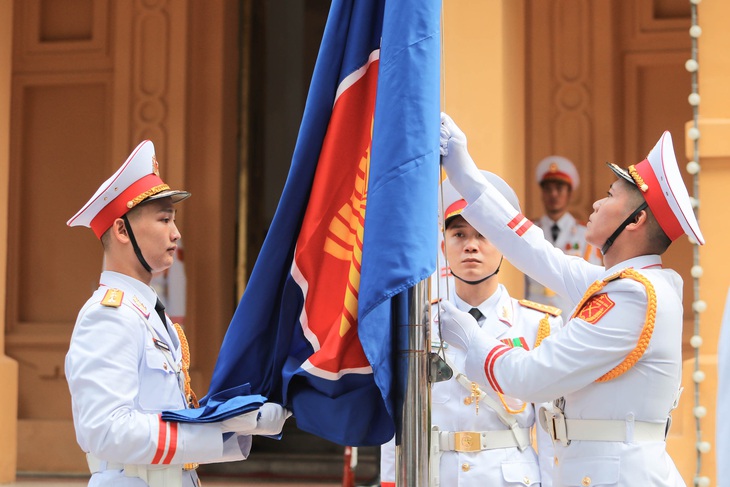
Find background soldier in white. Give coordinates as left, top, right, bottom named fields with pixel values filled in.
left=525, top=155, right=602, bottom=316
left=438, top=112, right=702, bottom=486
left=65, top=141, right=290, bottom=487
left=380, top=172, right=560, bottom=487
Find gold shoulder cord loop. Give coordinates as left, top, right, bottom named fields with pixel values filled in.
left=534, top=313, right=551, bottom=348
left=570, top=269, right=657, bottom=382
left=173, top=323, right=199, bottom=408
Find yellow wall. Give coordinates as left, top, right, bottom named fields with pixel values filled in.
left=0, top=0, right=19, bottom=483
left=688, top=0, right=730, bottom=483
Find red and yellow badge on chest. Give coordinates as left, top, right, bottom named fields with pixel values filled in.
left=576, top=293, right=615, bottom=324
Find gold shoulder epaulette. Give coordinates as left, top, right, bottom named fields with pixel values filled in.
left=100, top=288, right=124, bottom=308
left=603, top=270, right=624, bottom=283
left=518, top=299, right=562, bottom=316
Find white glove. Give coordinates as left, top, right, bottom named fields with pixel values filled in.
left=439, top=300, right=481, bottom=352
left=253, top=402, right=292, bottom=436
left=219, top=403, right=292, bottom=435
left=220, top=410, right=258, bottom=434
left=439, top=112, right=488, bottom=203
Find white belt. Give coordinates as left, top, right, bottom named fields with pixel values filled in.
left=87, top=453, right=193, bottom=487
left=437, top=427, right=531, bottom=452
left=545, top=414, right=667, bottom=444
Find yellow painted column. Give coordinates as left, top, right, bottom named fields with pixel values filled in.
left=441, top=0, right=526, bottom=295
left=679, top=1, right=730, bottom=484
left=0, top=0, right=19, bottom=483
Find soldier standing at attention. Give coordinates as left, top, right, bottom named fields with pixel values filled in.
left=380, top=172, right=560, bottom=487
left=526, top=155, right=602, bottom=316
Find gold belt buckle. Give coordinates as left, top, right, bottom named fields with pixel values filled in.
left=183, top=463, right=199, bottom=471
left=453, top=432, right=481, bottom=452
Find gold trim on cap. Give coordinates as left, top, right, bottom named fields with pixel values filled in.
left=126, top=184, right=171, bottom=209
left=628, top=165, right=649, bottom=192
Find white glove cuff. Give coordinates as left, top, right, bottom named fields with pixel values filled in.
left=463, top=331, right=497, bottom=391
left=219, top=410, right=258, bottom=434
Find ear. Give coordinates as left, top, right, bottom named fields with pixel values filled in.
left=110, top=218, right=130, bottom=244
left=627, top=209, right=648, bottom=232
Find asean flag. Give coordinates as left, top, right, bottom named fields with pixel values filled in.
left=205, top=0, right=440, bottom=446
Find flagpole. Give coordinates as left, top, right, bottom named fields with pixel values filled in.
left=396, top=278, right=431, bottom=486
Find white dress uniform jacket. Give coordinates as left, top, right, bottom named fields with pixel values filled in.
left=66, top=271, right=251, bottom=486
left=525, top=213, right=602, bottom=317
left=457, top=185, right=686, bottom=486
left=381, top=284, right=561, bottom=487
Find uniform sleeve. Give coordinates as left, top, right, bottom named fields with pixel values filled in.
left=461, top=186, right=604, bottom=307
left=379, top=435, right=396, bottom=486
left=65, top=304, right=245, bottom=465
left=464, top=280, right=649, bottom=404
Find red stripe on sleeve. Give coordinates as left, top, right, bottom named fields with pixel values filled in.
left=507, top=214, right=524, bottom=229
left=515, top=220, right=533, bottom=236
left=151, top=415, right=168, bottom=464
left=485, top=346, right=511, bottom=394
left=484, top=345, right=508, bottom=392
left=162, top=421, right=178, bottom=464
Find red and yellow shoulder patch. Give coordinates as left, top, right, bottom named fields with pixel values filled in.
left=576, top=293, right=615, bottom=324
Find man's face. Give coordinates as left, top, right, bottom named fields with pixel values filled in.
left=126, top=197, right=181, bottom=273
left=443, top=216, right=502, bottom=281
left=540, top=180, right=571, bottom=217
left=586, top=179, right=638, bottom=249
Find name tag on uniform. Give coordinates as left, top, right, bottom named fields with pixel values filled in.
left=153, top=338, right=171, bottom=353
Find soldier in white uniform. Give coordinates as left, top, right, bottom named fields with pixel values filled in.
left=437, top=113, right=703, bottom=487
left=380, top=173, right=561, bottom=487
left=525, top=156, right=602, bottom=316
left=65, top=141, right=290, bottom=487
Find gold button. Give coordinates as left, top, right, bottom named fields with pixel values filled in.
left=523, top=477, right=530, bottom=485
left=554, top=456, right=559, bottom=465
left=163, top=363, right=168, bottom=370
left=582, top=477, right=591, bottom=486
left=463, top=397, right=473, bottom=405
left=461, top=463, right=470, bottom=472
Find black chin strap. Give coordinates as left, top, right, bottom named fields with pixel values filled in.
left=601, top=201, right=649, bottom=255
left=122, top=214, right=153, bottom=273
left=450, top=256, right=504, bottom=286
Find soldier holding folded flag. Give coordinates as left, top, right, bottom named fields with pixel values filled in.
left=65, top=141, right=289, bottom=487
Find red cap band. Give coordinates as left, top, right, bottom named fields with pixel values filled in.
left=89, top=173, right=165, bottom=238
left=634, top=159, right=683, bottom=241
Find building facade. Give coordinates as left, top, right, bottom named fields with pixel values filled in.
left=1, top=0, right=728, bottom=484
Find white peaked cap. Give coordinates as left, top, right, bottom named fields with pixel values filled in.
left=535, top=155, right=580, bottom=190
left=607, top=131, right=704, bottom=245
left=67, top=140, right=191, bottom=238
